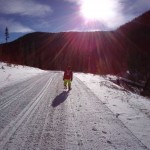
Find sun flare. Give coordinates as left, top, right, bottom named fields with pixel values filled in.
left=80, top=0, right=117, bottom=21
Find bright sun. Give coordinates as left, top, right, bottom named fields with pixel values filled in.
left=80, top=0, right=116, bottom=21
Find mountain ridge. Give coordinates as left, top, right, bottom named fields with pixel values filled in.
left=0, top=11, right=149, bottom=77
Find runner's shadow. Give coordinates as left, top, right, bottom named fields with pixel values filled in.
left=52, top=91, right=69, bottom=107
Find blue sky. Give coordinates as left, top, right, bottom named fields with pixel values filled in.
left=0, top=0, right=149, bottom=43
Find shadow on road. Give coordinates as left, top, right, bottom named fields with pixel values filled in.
left=52, top=91, right=69, bottom=107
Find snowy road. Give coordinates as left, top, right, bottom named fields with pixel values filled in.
left=0, top=72, right=148, bottom=150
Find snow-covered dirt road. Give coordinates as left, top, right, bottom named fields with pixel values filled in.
left=0, top=72, right=149, bottom=150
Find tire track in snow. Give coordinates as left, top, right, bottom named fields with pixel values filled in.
left=0, top=73, right=56, bottom=149
left=0, top=73, right=45, bottom=100
left=0, top=73, right=52, bottom=131
left=7, top=73, right=64, bottom=150
left=0, top=74, right=49, bottom=111
left=13, top=81, right=55, bottom=150
left=36, top=74, right=67, bottom=150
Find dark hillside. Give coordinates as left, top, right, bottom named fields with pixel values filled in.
left=0, top=11, right=149, bottom=76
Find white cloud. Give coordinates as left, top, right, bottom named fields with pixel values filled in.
left=64, top=0, right=80, bottom=3
left=124, top=0, right=150, bottom=16
left=131, top=0, right=150, bottom=11
left=0, top=0, right=53, bottom=17
left=64, top=0, right=126, bottom=29
left=63, top=0, right=82, bottom=5
left=0, top=18, right=34, bottom=33
left=64, top=0, right=150, bottom=30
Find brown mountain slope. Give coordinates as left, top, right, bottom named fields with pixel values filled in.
left=0, top=31, right=126, bottom=74
left=0, top=11, right=149, bottom=76
left=117, top=10, right=150, bottom=78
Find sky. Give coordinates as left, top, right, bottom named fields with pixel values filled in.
left=0, top=0, right=149, bottom=43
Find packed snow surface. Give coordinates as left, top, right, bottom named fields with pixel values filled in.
left=0, top=62, right=150, bottom=150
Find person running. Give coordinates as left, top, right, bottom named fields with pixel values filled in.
left=63, top=66, right=73, bottom=90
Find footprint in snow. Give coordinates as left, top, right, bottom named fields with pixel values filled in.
left=107, top=140, right=112, bottom=144
left=102, top=131, right=107, bottom=134
left=92, top=127, right=98, bottom=131
left=103, top=102, right=107, bottom=104
left=116, top=113, right=121, bottom=118
left=78, top=140, right=83, bottom=146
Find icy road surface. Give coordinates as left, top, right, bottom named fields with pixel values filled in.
left=0, top=72, right=148, bottom=150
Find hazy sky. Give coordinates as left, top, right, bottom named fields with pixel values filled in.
left=0, top=0, right=149, bottom=42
